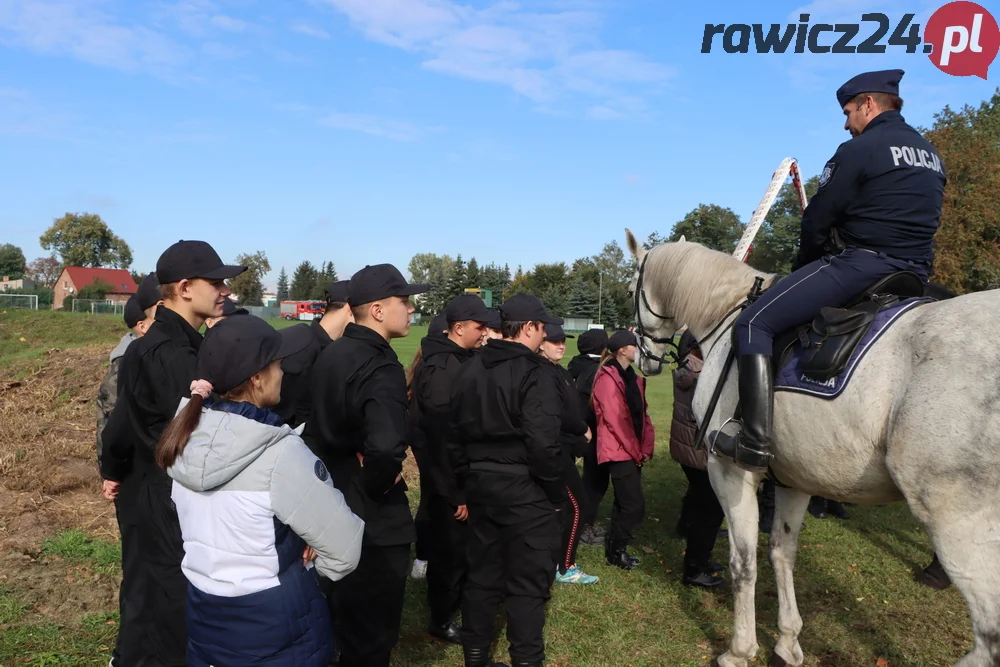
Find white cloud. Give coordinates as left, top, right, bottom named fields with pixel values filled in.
left=291, top=22, right=330, bottom=40
left=319, top=111, right=427, bottom=141
left=210, top=14, right=246, bottom=32
left=314, top=0, right=674, bottom=118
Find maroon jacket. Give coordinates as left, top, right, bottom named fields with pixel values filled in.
left=592, top=364, right=655, bottom=465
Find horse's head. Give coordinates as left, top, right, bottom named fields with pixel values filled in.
left=625, top=228, right=683, bottom=376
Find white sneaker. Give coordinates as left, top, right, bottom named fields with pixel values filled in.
left=410, top=558, right=428, bottom=579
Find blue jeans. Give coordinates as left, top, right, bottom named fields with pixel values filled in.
left=734, top=248, right=927, bottom=357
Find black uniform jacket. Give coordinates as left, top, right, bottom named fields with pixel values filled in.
left=569, top=354, right=601, bottom=433
left=447, top=339, right=565, bottom=508
left=102, top=306, right=201, bottom=480
left=548, top=363, right=589, bottom=458
left=796, top=110, right=946, bottom=269
left=273, top=320, right=332, bottom=428
left=410, top=334, right=475, bottom=507
left=304, top=323, right=414, bottom=547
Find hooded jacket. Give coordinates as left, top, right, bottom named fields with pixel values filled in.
left=669, top=355, right=706, bottom=470
left=274, top=320, right=333, bottom=429
left=97, top=332, right=136, bottom=480
left=545, top=362, right=589, bottom=457
left=168, top=399, right=364, bottom=667
left=410, top=334, right=475, bottom=506
left=447, top=339, right=565, bottom=508
left=570, top=353, right=602, bottom=431
left=592, top=364, right=655, bottom=465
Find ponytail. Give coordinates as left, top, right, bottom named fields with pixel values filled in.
left=156, top=394, right=205, bottom=469
left=589, top=350, right=617, bottom=410
left=406, top=347, right=424, bottom=401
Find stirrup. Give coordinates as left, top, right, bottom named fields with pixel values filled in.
left=710, top=419, right=773, bottom=473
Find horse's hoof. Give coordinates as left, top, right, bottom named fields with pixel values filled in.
left=769, top=653, right=789, bottom=667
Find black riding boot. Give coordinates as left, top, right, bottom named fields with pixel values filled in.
left=712, top=354, right=773, bottom=473
left=605, top=536, right=637, bottom=570
left=465, top=646, right=508, bottom=667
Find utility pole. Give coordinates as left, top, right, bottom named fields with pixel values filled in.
left=598, top=272, right=603, bottom=325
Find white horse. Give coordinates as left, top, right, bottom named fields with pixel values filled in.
left=624, top=229, right=1000, bottom=667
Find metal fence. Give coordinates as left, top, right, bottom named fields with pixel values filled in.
left=0, top=294, right=38, bottom=310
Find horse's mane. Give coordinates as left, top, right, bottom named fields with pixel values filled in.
left=644, top=241, right=775, bottom=335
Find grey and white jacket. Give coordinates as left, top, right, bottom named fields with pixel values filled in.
left=167, top=398, right=364, bottom=595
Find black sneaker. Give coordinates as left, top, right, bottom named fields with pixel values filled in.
left=684, top=571, right=725, bottom=588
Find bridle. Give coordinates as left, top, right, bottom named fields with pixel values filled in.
left=631, top=251, right=678, bottom=373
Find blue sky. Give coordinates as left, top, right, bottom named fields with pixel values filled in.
left=1, top=0, right=997, bottom=289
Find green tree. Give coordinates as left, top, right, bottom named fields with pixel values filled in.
left=290, top=261, right=318, bottom=300
left=642, top=231, right=669, bottom=250
left=65, top=279, right=115, bottom=311
left=310, top=261, right=339, bottom=300
left=276, top=267, right=289, bottom=301
left=409, top=252, right=453, bottom=313
left=671, top=204, right=745, bottom=253
left=924, top=90, right=1000, bottom=293
left=0, top=244, right=26, bottom=279
left=25, top=256, right=62, bottom=287
left=466, top=257, right=480, bottom=288
left=229, top=251, right=271, bottom=307
left=130, top=270, right=147, bottom=286
left=749, top=176, right=820, bottom=275
left=444, top=255, right=467, bottom=301
left=39, top=213, right=132, bottom=268
left=567, top=280, right=599, bottom=318
left=478, top=262, right=511, bottom=307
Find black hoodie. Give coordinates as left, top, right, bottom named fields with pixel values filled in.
left=569, top=353, right=601, bottom=431
left=447, top=339, right=565, bottom=508
left=410, top=334, right=475, bottom=506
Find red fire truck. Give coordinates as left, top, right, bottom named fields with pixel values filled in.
left=280, top=301, right=325, bottom=321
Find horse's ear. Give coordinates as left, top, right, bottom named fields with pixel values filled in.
left=625, top=228, right=645, bottom=262
left=678, top=235, right=686, bottom=243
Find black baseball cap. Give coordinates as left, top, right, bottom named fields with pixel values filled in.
left=484, top=309, right=502, bottom=330
left=500, top=293, right=562, bottom=325
left=577, top=329, right=608, bottom=355
left=221, top=299, right=249, bottom=317
left=348, top=264, right=429, bottom=306
left=429, top=313, right=448, bottom=334
left=197, top=315, right=312, bottom=395
left=543, top=323, right=574, bottom=342
left=156, top=240, right=247, bottom=284
left=445, top=294, right=490, bottom=324
left=608, top=330, right=639, bottom=352
left=325, top=280, right=350, bottom=304
left=135, top=273, right=162, bottom=311
left=123, top=295, right=145, bottom=328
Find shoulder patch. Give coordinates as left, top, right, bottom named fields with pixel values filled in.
left=819, top=161, right=837, bottom=188
left=314, top=459, right=329, bottom=482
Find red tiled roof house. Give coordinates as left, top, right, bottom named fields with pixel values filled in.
left=52, top=267, right=138, bottom=310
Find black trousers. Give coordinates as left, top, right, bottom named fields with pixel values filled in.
left=463, top=503, right=559, bottom=664
left=111, top=473, right=142, bottom=664
left=332, top=542, right=410, bottom=667
left=608, top=461, right=645, bottom=541
left=426, top=494, right=468, bottom=625
left=119, top=476, right=187, bottom=667
left=680, top=465, right=725, bottom=576
left=580, top=440, right=609, bottom=526
left=555, top=449, right=585, bottom=573
left=414, top=495, right=432, bottom=562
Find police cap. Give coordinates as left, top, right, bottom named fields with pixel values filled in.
left=325, top=280, right=350, bottom=304
left=577, top=328, right=608, bottom=355
left=500, top=293, right=562, bottom=325
left=123, top=295, right=145, bottom=329
left=135, top=273, right=161, bottom=311
left=608, top=330, right=638, bottom=352
left=445, top=294, right=490, bottom=325
left=156, top=240, right=247, bottom=284
left=836, top=69, right=903, bottom=108
left=198, top=315, right=311, bottom=395
left=348, top=264, right=430, bottom=306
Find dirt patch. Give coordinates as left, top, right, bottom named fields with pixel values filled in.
left=0, top=551, right=119, bottom=623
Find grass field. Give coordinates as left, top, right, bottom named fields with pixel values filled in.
left=0, top=309, right=976, bottom=666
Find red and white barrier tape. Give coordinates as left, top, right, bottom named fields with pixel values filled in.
left=732, top=158, right=809, bottom=264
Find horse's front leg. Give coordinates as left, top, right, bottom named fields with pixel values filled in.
left=769, top=487, right=811, bottom=666
left=708, top=457, right=764, bottom=667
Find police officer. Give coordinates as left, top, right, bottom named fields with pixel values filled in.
left=715, top=69, right=946, bottom=472
left=104, top=241, right=246, bottom=666
left=273, top=279, right=352, bottom=428
left=448, top=293, right=565, bottom=667
left=411, top=294, right=491, bottom=643
left=304, top=264, right=428, bottom=667
left=96, top=273, right=161, bottom=667
left=567, top=328, right=609, bottom=544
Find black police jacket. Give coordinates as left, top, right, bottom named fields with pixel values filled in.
left=447, top=339, right=565, bottom=507
left=795, top=110, right=946, bottom=270
left=410, top=334, right=475, bottom=507
left=273, top=320, right=332, bottom=429
left=303, top=323, right=414, bottom=547
left=103, top=306, right=201, bottom=481
left=548, top=363, right=589, bottom=457
left=570, top=354, right=601, bottom=432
